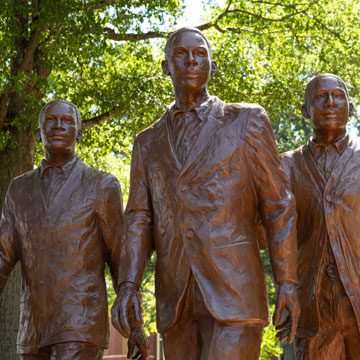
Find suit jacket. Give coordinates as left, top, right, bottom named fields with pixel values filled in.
left=119, top=96, right=297, bottom=333
left=281, top=137, right=360, bottom=337
left=0, top=156, right=123, bottom=353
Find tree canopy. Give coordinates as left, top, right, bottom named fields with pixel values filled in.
left=1, top=0, right=360, bottom=358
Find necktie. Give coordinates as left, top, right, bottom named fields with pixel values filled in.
left=171, top=111, right=202, bottom=165
left=42, top=166, right=65, bottom=206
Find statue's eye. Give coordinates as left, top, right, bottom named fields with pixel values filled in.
left=174, top=49, right=184, bottom=56
left=196, top=49, right=207, bottom=57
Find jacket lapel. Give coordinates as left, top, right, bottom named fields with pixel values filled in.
left=36, top=167, right=49, bottom=212
left=154, top=109, right=182, bottom=173
left=302, top=144, right=326, bottom=194
left=327, top=138, right=356, bottom=191
left=47, top=157, right=82, bottom=211
left=302, top=138, right=356, bottom=195
left=179, top=98, right=225, bottom=178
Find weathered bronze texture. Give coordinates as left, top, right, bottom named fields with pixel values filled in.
left=112, top=27, right=299, bottom=359
left=281, top=74, right=360, bottom=359
left=19, top=342, right=104, bottom=360
left=0, top=100, right=124, bottom=358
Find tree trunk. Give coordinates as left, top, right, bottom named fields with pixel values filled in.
left=0, top=130, right=35, bottom=358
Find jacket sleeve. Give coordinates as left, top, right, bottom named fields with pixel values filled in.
left=244, top=107, right=298, bottom=284
left=0, top=182, right=19, bottom=295
left=97, top=175, right=124, bottom=293
left=117, top=135, right=155, bottom=289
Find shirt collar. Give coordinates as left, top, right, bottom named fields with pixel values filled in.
left=39, top=155, right=79, bottom=180
left=308, top=133, right=350, bottom=156
left=170, top=96, right=218, bottom=123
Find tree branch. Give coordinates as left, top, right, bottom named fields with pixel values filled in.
left=224, top=0, right=319, bottom=23
left=86, top=0, right=118, bottom=10
left=249, top=0, right=315, bottom=8
left=0, top=95, right=9, bottom=130
left=305, top=14, right=342, bottom=39
left=82, top=111, right=116, bottom=129
left=103, top=27, right=168, bottom=41
left=101, top=0, right=320, bottom=43
left=19, top=28, right=42, bottom=72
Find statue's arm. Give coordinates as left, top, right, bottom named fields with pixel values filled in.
left=244, top=106, right=297, bottom=284
left=111, top=136, right=153, bottom=359
left=97, top=175, right=124, bottom=293
left=117, top=136, right=155, bottom=291
left=0, top=182, right=19, bottom=296
left=244, top=107, right=300, bottom=343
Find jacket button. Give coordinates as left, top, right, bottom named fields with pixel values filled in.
left=186, top=230, right=193, bottom=239
left=180, top=185, right=187, bottom=192
left=325, top=194, right=332, bottom=201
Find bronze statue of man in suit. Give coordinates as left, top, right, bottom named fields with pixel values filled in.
left=112, top=27, right=300, bottom=360
left=281, top=73, right=360, bottom=359
left=0, top=100, right=126, bottom=359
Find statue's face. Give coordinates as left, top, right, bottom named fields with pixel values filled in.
left=308, top=77, right=351, bottom=132
left=168, top=31, right=212, bottom=92
left=41, top=102, right=79, bottom=153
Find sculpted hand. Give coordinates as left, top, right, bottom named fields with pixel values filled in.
left=273, top=281, right=300, bottom=344
left=127, top=326, right=150, bottom=360
left=111, top=282, right=143, bottom=338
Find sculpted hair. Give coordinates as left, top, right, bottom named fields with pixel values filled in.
left=38, top=99, right=82, bottom=128
left=304, top=73, right=349, bottom=107
left=164, top=27, right=212, bottom=62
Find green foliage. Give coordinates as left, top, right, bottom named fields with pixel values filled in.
left=205, top=0, right=360, bottom=151
left=4, top=0, right=360, bottom=349
left=261, top=305, right=283, bottom=360
left=0, top=0, right=181, bottom=148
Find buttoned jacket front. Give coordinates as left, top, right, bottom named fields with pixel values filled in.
left=281, top=138, right=360, bottom=337
left=0, top=157, right=123, bottom=353
left=119, top=96, right=297, bottom=333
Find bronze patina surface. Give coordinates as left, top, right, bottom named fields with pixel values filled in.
left=281, top=74, right=360, bottom=359
left=112, top=27, right=299, bottom=360
left=0, top=100, right=124, bottom=359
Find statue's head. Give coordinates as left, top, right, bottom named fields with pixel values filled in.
left=161, top=27, right=217, bottom=94
left=36, top=99, right=82, bottom=154
left=301, top=73, right=354, bottom=133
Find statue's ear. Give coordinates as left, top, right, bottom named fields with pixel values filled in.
left=76, top=129, right=83, bottom=142
left=162, top=60, right=171, bottom=76
left=301, top=104, right=310, bottom=119
left=211, top=61, right=218, bottom=77
left=350, top=102, right=355, bottom=118
left=36, top=128, right=42, bottom=142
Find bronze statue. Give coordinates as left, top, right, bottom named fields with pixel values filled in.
left=0, top=100, right=126, bottom=359
left=280, top=74, right=360, bottom=359
left=111, top=27, right=299, bottom=360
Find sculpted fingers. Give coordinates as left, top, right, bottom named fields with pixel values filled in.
left=288, top=302, right=300, bottom=343
left=127, top=341, right=136, bottom=359
left=119, top=295, right=132, bottom=338
left=275, top=316, right=291, bottom=343
left=273, top=297, right=284, bottom=327
left=127, top=327, right=150, bottom=360
left=111, top=298, right=124, bottom=335
left=276, top=326, right=290, bottom=342
left=132, top=294, right=142, bottom=324
left=117, top=282, right=141, bottom=338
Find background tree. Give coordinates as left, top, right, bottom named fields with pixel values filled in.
left=0, top=1, right=182, bottom=357
left=1, top=0, right=360, bottom=357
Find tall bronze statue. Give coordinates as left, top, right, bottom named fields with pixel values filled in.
left=281, top=74, right=360, bottom=359
left=0, top=100, right=126, bottom=359
left=112, top=27, right=299, bottom=360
